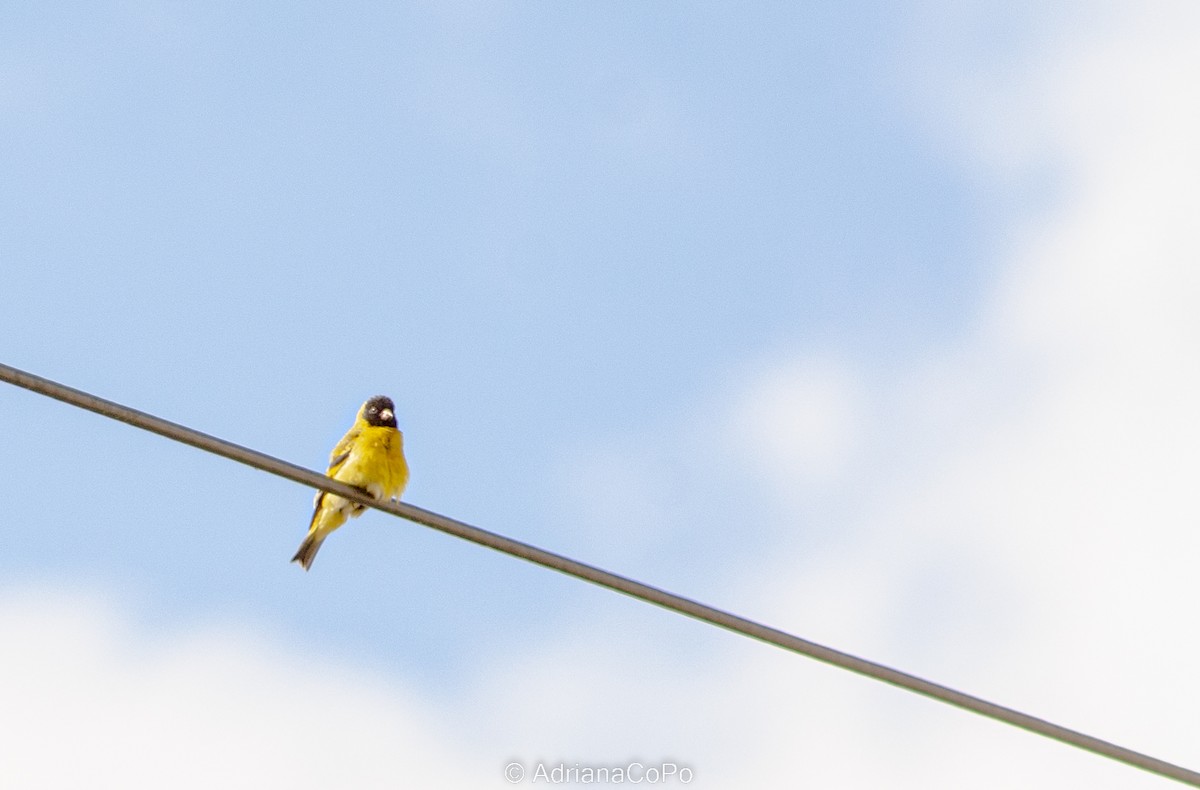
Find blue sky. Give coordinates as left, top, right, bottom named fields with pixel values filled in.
left=2, top=1, right=985, bottom=669
left=4, top=2, right=1200, bottom=788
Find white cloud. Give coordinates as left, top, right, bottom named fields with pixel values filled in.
left=733, top=2, right=1200, bottom=781
left=725, top=354, right=866, bottom=493
left=0, top=587, right=478, bottom=790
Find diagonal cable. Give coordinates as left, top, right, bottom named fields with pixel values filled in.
left=1, top=361, right=1197, bottom=787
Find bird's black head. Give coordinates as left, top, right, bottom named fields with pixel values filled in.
left=362, top=395, right=397, bottom=428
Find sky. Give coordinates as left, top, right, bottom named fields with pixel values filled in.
left=2, top=1, right=1199, bottom=788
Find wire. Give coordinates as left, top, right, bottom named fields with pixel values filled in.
left=2, top=360, right=1197, bottom=787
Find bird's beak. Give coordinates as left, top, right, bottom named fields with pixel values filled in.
left=381, top=408, right=394, bottom=422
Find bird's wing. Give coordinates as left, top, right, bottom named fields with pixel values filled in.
left=326, top=423, right=362, bottom=476
left=310, top=421, right=364, bottom=513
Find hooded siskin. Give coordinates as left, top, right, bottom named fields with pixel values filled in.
left=292, top=395, right=409, bottom=570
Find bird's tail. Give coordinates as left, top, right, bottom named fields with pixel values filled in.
left=291, top=532, right=326, bottom=571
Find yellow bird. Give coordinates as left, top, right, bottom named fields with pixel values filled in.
left=292, top=395, right=409, bottom=570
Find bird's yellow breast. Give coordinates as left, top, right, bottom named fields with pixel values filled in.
left=334, top=425, right=409, bottom=501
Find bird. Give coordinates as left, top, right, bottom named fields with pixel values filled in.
left=292, top=395, right=409, bottom=570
